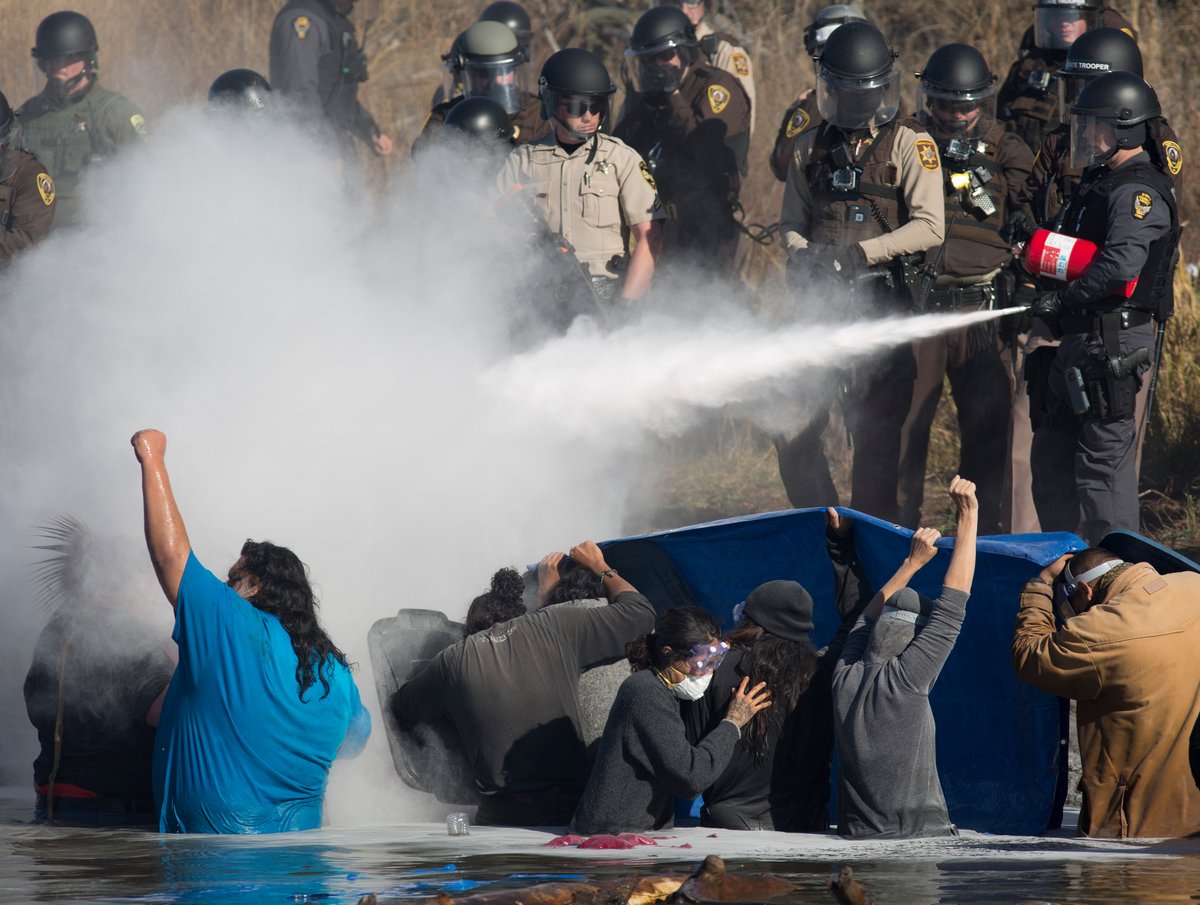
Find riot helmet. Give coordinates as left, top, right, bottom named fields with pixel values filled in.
left=626, top=7, right=699, bottom=94
left=538, top=49, right=616, bottom=141
left=1033, top=0, right=1100, bottom=51
left=208, top=69, right=273, bottom=112
left=32, top=11, right=99, bottom=94
left=458, top=21, right=526, bottom=115
left=814, top=21, right=900, bottom=131
left=479, top=2, right=533, bottom=63
left=1059, top=27, right=1142, bottom=109
left=917, top=44, right=997, bottom=140
left=803, top=4, right=867, bottom=56
left=444, top=96, right=515, bottom=143
left=1069, top=70, right=1159, bottom=169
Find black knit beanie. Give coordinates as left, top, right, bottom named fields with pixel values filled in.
left=742, top=580, right=814, bottom=641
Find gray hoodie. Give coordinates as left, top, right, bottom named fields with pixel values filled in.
left=831, top=586, right=969, bottom=838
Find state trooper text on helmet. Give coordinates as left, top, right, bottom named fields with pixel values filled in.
left=626, top=7, right=699, bottom=94
left=803, top=4, right=867, bottom=56
left=444, top=96, right=515, bottom=144
left=1033, top=0, right=1101, bottom=51
left=32, top=11, right=99, bottom=94
left=813, top=21, right=900, bottom=131
left=537, top=49, right=616, bottom=141
left=208, top=69, right=273, bottom=112
left=1069, top=70, right=1160, bottom=169
left=457, top=21, right=526, bottom=115
left=479, top=1, right=533, bottom=65
left=917, top=44, right=997, bottom=145
left=1058, top=27, right=1142, bottom=110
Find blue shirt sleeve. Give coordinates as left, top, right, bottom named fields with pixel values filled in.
left=336, top=680, right=371, bottom=760
left=173, top=550, right=263, bottom=688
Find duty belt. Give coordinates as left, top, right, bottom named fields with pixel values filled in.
left=926, top=282, right=996, bottom=310
left=1060, top=307, right=1153, bottom=335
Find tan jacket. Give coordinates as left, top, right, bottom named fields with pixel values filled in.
left=1012, top=563, right=1200, bottom=838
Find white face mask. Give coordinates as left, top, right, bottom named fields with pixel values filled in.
left=670, top=672, right=712, bottom=701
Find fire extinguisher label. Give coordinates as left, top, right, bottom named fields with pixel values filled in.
left=1040, top=232, right=1076, bottom=281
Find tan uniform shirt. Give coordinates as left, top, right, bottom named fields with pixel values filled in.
left=694, top=20, right=756, bottom=135
left=498, top=133, right=665, bottom=278
left=780, top=120, right=945, bottom=266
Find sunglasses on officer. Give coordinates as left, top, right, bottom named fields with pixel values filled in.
left=557, top=97, right=605, bottom=117
left=930, top=98, right=980, bottom=116
left=36, top=54, right=85, bottom=74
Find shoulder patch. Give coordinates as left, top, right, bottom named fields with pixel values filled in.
left=1133, top=191, right=1153, bottom=220
left=730, top=51, right=751, bottom=78
left=785, top=107, right=810, bottom=139
left=293, top=15, right=311, bottom=39
left=707, top=84, right=731, bottom=115
left=1163, top=140, right=1183, bottom=177
left=639, top=159, right=658, bottom=192
left=916, top=139, right=940, bottom=171
left=36, top=172, right=55, bottom=206
left=130, top=113, right=148, bottom=140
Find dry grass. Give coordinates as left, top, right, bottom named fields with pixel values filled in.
left=2, top=1, right=1198, bottom=544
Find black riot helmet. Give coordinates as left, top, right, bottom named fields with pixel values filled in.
left=814, top=21, right=900, bottom=130
left=445, top=96, right=515, bottom=143
left=627, top=6, right=699, bottom=94
left=916, top=44, right=997, bottom=138
left=803, top=4, right=867, bottom=56
left=538, top=48, right=616, bottom=140
left=1033, top=0, right=1101, bottom=51
left=479, top=1, right=533, bottom=61
left=208, top=69, right=273, bottom=112
left=32, top=11, right=99, bottom=92
left=1069, top=70, right=1160, bottom=169
left=1059, top=27, right=1142, bottom=109
left=458, top=20, right=526, bottom=115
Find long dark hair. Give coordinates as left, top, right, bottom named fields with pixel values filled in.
left=465, top=567, right=527, bottom=635
left=725, top=618, right=818, bottom=764
left=627, top=606, right=720, bottom=673
left=235, top=539, right=348, bottom=700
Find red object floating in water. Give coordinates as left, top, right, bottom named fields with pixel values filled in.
left=544, top=835, right=585, bottom=847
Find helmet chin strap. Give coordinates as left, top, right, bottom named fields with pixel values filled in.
left=48, top=68, right=89, bottom=101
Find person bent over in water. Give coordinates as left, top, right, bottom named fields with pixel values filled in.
left=832, top=476, right=979, bottom=838
left=131, top=429, right=370, bottom=834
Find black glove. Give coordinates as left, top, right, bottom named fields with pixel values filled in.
left=1002, top=210, right=1037, bottom=245
left=1012, top=282, right=1039, bottom=310
left=1030, top=291, right=1064, bottom=324
left=837, top=243, right=870, bottom=280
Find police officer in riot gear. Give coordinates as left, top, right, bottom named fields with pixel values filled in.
left=480, top=1, right=534, bottom=67
left=208, top=70, right=273, bottom=112
left=777, top=21, right=945, bottom=520
left=770, top=4, right=867, bottom=182
left=655, top=0, right=756, bottom=134
left=17, top=11, right=147, bottom=228
left=896, top=44, right=1033, bottom=534
left=498, top=49, right=664, bottom=330
left=996, top=0, right=1136, bottom=152
left=445, top=96, right=516, bottom=144
left=415, top=21, right=548, bottom=151
left=1025, top=72, right=1179, bottom=541
left=269, top=0, right=393, bottom=157
left=0, top=90, right=56, bottom=262
left=615, top=5, right=750, bottom=269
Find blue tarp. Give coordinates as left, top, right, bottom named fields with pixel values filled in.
left=602, top=507, right=1085, bottom=836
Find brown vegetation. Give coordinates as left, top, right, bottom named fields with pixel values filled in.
left=1, top=1, right=1197, bottom=544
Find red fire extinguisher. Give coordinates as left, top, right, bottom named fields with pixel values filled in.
left=1024, top=228, right=1138, bottom=298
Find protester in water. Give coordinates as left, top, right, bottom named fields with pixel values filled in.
left=396, top=541, right=655, bottom=826
left=832, top=476, right=979, bottom=838
left=23, top=518, right=173, bottom=825
left=536, top=550, right=632, bottom=753
left=569, top=607, right=772, bottom=835
left=683, top=507, right=873, bottom=831
left=130, top=429, right=370, bottom=834
left=1012, top=546, right=1200, bottom=838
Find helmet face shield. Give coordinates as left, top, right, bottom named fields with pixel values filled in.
left=626, top=33, right=697, bottom=94
left=463, top=58, right=526, bottom=114
left=817, top=67, right=899, bottom=130
left=1070, top=113, right=1117, bottom=168
left=541, top=87, right=611, bottom=138
left=918, top=83, right=996, bottom=137
left=1034, top=6, right=1095, bottom=50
